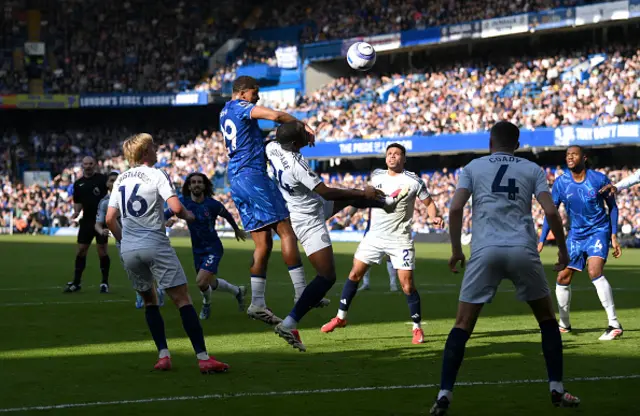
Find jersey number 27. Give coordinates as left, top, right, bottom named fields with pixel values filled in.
left=492, top=165, right=519, bottom=200
left=118, top=184, right=149, bottom=218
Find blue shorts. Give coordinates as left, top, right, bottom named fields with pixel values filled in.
left=230, top=173, right=289, bottom=232
left=567, top=230, right=609, bottom=271
left=194, top=252, right=222, bottom=275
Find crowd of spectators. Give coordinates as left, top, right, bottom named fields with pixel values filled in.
left=2, top=128, right=639, bottom=247
left=290, top=44, right=640, bottom=139
left=260, top=0, right=601, bottom=43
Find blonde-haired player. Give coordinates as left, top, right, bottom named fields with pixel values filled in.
left=321, top=143, right=443, bottom=344
left=106, top=133, right=228, bottom=374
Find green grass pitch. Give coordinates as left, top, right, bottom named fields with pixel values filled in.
left=0, top=235, right=638, bottom=415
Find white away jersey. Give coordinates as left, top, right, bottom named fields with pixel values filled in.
left=265, top=141, right=324, bottom=222
left=457, top=152, right=549, bottom=252
left=108, top=165, right=176, bottom=252
left=367, top=169, right=430, bottom=241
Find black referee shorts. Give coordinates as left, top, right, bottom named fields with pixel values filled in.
left=77, top=221, right=108, bottom=245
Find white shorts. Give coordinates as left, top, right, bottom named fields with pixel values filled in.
left=459, top=245, right=550, bottom=304
left=121, top=245, right=188, bottom=292
left=290, top=200, right=335, bottom=256
left=354, top=235, right=415, bottom=270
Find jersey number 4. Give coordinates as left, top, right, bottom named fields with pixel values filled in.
left=118, top=184, right=149, bottom=218
left=492, top=165, right=519, bottom=200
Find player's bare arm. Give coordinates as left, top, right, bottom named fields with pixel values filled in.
left=166, top=196, right=195, bottom=223
left=250, top=106, right=316, bottom=146
left=448, top=189, right=471, bottom=273
left=105, top=206, right=122, bottom=242
left=220, top=207, right=247, bottom=241
left=313, top=182, right=384, bottom=201
left=599, top=169, right=640, bottom=196
left=72, top=202, right=82, bottom=220
left=537, top=192, right=569, bottom=271
left=421, top=196, right=443, bottom=228
left=95, top=221, right=109, bottom=237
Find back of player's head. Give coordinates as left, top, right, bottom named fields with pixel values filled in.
left=107, top=171, right=119, bottom=180
left=182, top=172, right=213, bottom=198
left=123, top=133, right=154, bottom=166
left=276, top=121, right=308, bottom=151
left=386, top=143, right=406, bottom=157
left=232, top=76, right=259, bottom=93
left=490, top=121, right=520, bottom=150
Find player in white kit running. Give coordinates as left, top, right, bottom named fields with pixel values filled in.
left=321, top=143, right=443, bottom=345
left=265, top=121, right=405, bottom=351
left=105, top=133, right=229, bottom=374
left=429, top=122, right=580, bottom=415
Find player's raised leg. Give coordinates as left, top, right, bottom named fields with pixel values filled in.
left=195, top=254, right=246, bottom=319
left=586, top=256, right=623, bottom=340
left=321, top=258, right=369, bottom=333
left=276, top=243, right=337, bottom=351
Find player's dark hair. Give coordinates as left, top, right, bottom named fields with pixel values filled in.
left=276, top=121, right=307, bottom=151
left=567, top=145, right=586, bottom=158
left=386, top=143, right=406, bottom=156
left=490, top=121, right=520, bottom=149
left=107, top=171, right=119, bottom=180
left=182, top=172, right=213, bottom=199
left=232, top=76, right=259, bottom=93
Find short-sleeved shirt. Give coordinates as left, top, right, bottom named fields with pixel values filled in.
left=456, top=152, right=549, bottom=253
left=73, top=173, right=107, bottom=223
left=366, top=169, right=430, bottom=242
left=265, top=141, right=323, bottom=223
left=108, top=166, right=176, bottom=252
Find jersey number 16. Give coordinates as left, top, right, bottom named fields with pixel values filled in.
left=118, top=184, right=149, bottom=218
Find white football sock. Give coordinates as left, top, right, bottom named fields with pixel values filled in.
left=213, top=278, right=239, bottom=295
left=413, top=322, right=421, bottom=330
left=250, top=277, right=267, bottom=308
left=387, top=260, right=397, bottom=288
left=201, top=285, right=212, bottom=305
left=438, top=390, right=452, bottom=401
left=282, top=315, right=297, bottom=329
left=555, top=284, right=572, bottom=328
left=549, top=381, right=564, bottom=393
left=289, top=265, right=307, bottom=299
left=337, top=309, right=348, bottom=320
left=158, top=349, right=170, bottom=359
left=362, top=269, right=370, bottom=287
left=196, top=352, right=209, bottom=360
left=592, top=276, right=619, bottom=328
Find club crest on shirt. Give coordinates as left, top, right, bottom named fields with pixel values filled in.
left=93, top=187, right=100, bottom=196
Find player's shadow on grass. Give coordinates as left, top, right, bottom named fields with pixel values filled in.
left=1, top=241, right=638, bottom=351
left=3, top=339, right=640, bottom=414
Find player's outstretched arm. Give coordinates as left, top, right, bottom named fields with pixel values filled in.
left=421, top=196, right=443, bottom=228
left=448, top=189, right=470, bottom=272
left=220, top=207, right=247, bottom=241
left=250, top=106, right=316, bottom=146
left=313, top=183, right=383, bottom=201
left=537, top=191, right=568, bottom=270
left=166, top=196, right=195, bottom=223
left=600, top=169, right=640, bottom=196
left=105, top=207, right=122, bottom=242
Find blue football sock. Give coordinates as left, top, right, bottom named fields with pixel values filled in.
left=406, top=291, right=421, bottom=324
left=440, top=327, right=470, bottom=391
left=179, top=304, right=207, bottom=355
left=539, top=318, right=563, bottom=383
left=144, top=305, right=168, bottom=351
left=288, top=275, right=335, bottom=322
left=339, top=279, right=359, bottom=312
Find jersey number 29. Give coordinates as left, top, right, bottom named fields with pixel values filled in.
left=118, top=184, right=149, bottom=218
left=492, top=165, right=519, bottom=200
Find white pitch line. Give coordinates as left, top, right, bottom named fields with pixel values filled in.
left=0, top=299, right=130, bottom=307
left=0, top=285, right=125, bottom=292
left=1, top=374, right=638, bottom=413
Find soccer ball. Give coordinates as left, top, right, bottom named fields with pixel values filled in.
left=346, top=42, right=376, bottom=71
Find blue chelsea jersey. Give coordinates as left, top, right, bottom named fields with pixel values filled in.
left=180, top=196, right=225, bottom=254
left=552, top=170, right=612, bottom=239
left=219, top=99, right=266, bottom=181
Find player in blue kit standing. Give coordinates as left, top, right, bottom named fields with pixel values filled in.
left=539, top=145, right=623, bottom=340
left=220, top=76, right=327, bottom=325
left=165, top=172, right=247, bottom=320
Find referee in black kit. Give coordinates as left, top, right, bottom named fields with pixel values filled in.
left=64, top=156, right=112, bottom=293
